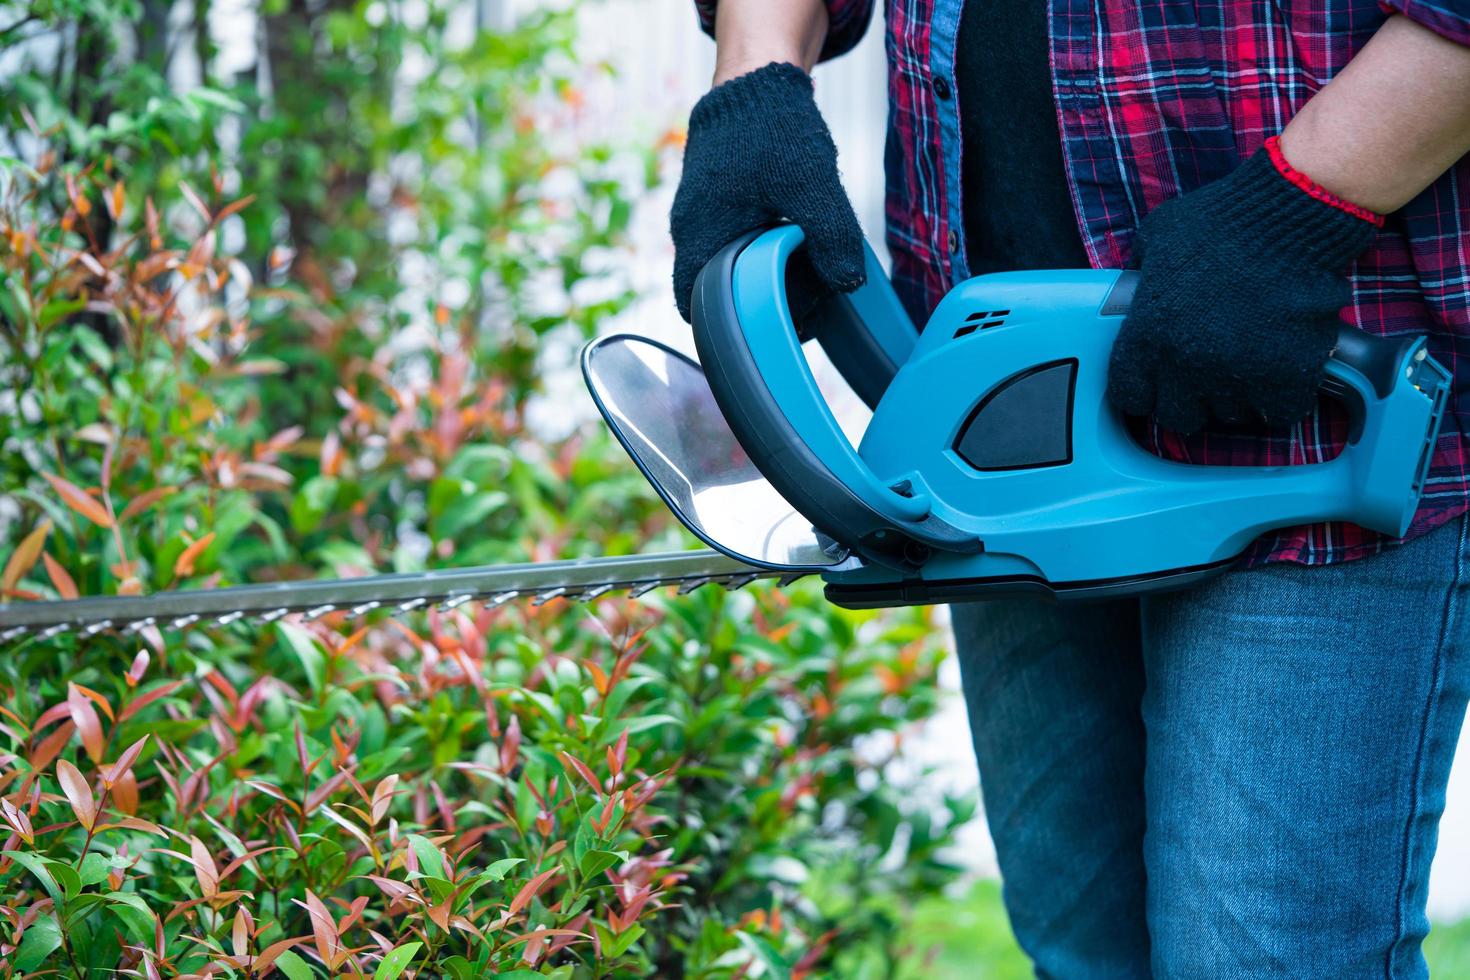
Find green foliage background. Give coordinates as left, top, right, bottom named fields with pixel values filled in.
left=0, top=1, right=973, bottom=976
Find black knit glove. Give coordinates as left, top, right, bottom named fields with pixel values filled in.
left=1106, top=140, right=1381, bottom=434
left=670, top=62, right=866, bottom=322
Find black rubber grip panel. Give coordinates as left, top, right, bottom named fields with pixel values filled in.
left=1099, top=270, right=1140, bottom=317
left=1330, top=326, right=1419, bottom=400
left=691, top=232, right=981, bottom=569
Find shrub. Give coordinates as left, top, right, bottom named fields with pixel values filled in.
left=0, top=3, right=971, bottom=976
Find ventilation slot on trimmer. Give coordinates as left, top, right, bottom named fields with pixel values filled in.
left=953, top=309, right=1011, bottom=338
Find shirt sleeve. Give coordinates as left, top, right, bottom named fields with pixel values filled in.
left=1379, top=0, right=1470, bottom=46
left=692, top=1, right=877, bottom=63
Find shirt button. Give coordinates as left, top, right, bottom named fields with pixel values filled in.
left=933, top=75, right=952, bottom=100
left=947, top=229, right=960, bottom=254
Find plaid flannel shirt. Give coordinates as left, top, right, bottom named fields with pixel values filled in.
left=692, top=0, right=1470, bottom=567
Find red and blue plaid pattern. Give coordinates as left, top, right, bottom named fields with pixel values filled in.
left=692, top=0, right=1470, bottom=567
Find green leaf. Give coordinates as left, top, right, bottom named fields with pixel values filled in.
left=77, top=852, right=111, bottom=886
left=373, top=941, right=423, bottom=980
left=480, top=857, right=524, bottom=882
left=274, top=949, right=316, bottom=980
left=579, top=849, right=625, bottom=880
left=39, top=297, right=87, bottom=330
left=290, top=475, right=340, bottom=535
left=106, top=893, right=155, bottom=943
left=736, top=931, right=792, bottom=980
left=43, top=858, right=83, bottom=901
left=440, top=955, right=476, bottom=980
left=276, top=622, right=325, bottom=696
left=3, top=850, right=62, bottom=904
left=72, top=325, right=114, bottom=371
left=13, top=913, right=61, bottom=971
left=406, top=834, right=446, bottom=878
left=593, top=922, right=645, bottom=959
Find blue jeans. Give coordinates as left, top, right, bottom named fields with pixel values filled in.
left=950, top=514, right=1470, bottom=978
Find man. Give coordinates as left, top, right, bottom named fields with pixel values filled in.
left=670, top=0, right=1470, bottom=976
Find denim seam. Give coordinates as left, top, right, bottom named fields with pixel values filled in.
left=1386, top=516, right=1467, bottom=979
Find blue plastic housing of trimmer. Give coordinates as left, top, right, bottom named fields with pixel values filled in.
left=658, top=224, right=1451, bottom=604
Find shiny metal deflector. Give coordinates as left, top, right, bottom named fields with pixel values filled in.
left=582, top=334, right=851, bottom=570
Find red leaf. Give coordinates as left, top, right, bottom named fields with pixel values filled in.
left=102, top=735, right=149, bottom=788
left=178, top=181, right=211, bottom=222
left=125, top=651, right=150, bottom=687
left=508, top=867, right=559, bottom=918
left=296, top=890, right=344, bottom=969
left=29, top=720, right=75, bottom=771
left=118, top=680, right=185, bottom=721
left=68, top=683, right=105, bottom=763
left=559, top=752, right=601, bottom=797
left=500, top=715, right=521, bottom=774
left=56, top=759, right=97, bottom=830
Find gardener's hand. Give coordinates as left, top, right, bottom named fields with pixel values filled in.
left=1106, top=137, right=1381, bottom=434
left=670, top=61, right=865, bottom=322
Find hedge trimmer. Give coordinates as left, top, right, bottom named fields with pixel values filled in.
left=2, top=226, right=1449, bottom=640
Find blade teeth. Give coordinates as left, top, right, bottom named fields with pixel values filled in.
left=0, top=554, right=775, bottom=633
left=676, top=577, right=713, bottom=595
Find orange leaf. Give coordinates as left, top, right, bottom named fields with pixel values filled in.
left=41, top=553, right=77, bottom=600
left=189, top=835, right=220, bottom=898
left=110, top=180, right=125, bottom=220
left=1, top=520, right=50, bottom=592
left=215, top=194, right=255, bottom=222
left=42, top=473, right=112, bottom=528
left=173, top=532, right=215, bottom=578
left=232, top=906, right=250, bottom=958
left=111, top=769, right=139, bottom=815
left=253, top=936, right=307, bottom=974
left=71, top=682, right=114, bottom=722
left=56, top=759, right=97, bottom=831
